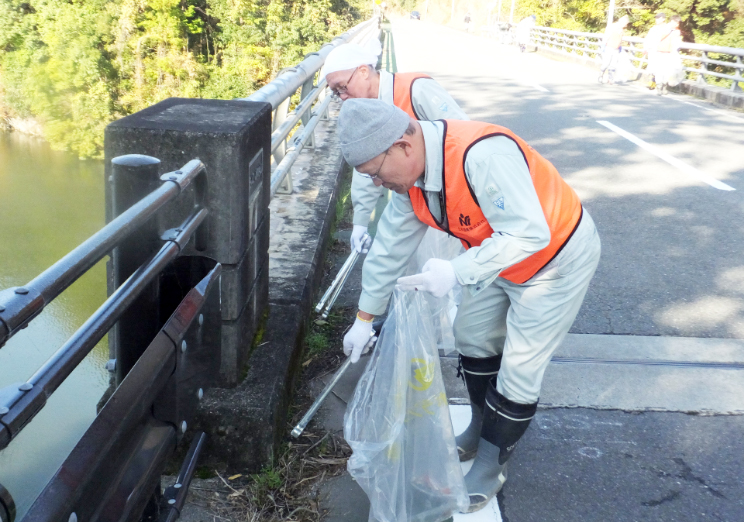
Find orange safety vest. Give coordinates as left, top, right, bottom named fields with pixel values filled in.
left=392, top=72, right=432, bottom=119
left=408, top=120, right=583, bottom=284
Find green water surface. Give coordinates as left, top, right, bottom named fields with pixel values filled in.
left=0, top=132, right=109, bottom=519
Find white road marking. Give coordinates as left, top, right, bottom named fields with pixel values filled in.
left=665, top=94, right=744, bottom=122
left=531, top=83, right=550, bottom=93
left=450, top=405, right=504, bottom=522
left=596, top=120, right=736, bottom=191
left=681, top=100, right=716, bottom=113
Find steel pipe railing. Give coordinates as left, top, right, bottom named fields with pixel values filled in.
left=270, top=93, right=334, bottom=197
left=242, top=19, right=377, bottom=109
left=530, top=26, right=744, bottom=91
left=270, top=79, right=327, bottom=154
left=21, top=264, right=220, bottom=522
left=242, top=16, right=380, bottom=196
left=0, top=208, right=208, bottom=451
left=0, top=159, right=206, bottom=349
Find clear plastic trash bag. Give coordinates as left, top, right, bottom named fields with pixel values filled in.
left=614, top=49, right=635, bottom=84
left=344, top=289, right=469, bottom=522
left=666, top=54, right=686, bottom=87
left=406, top=228, right=464, bottom=355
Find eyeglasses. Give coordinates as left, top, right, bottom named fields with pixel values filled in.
left=359, top=148, right=389, bottom=180
left=330, top=68, right=359, bottom=100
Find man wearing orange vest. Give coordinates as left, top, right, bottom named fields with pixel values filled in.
left=320, top=40, right=468, bottom=253
left=339, top=99, right=601, bottom=513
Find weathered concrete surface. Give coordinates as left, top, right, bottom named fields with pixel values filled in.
left=194, top=101, right=348, bottom=472
left=673, top=79, right=744, bottom=110
left=105, top=98, right=272, bottom=386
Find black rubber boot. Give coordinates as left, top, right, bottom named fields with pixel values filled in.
left=455, top=354, right=502, bottom=461
left=463, top=382, right=537, bottom=513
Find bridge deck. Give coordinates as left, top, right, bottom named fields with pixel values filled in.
left=315, top=19, right=744, bottom=522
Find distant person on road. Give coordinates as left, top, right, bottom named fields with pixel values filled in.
left=464, top=12, right=473, bottom=33
left=516, top=15, right=536, bottom=52
left=644, top=12, right=673, bottom=91
left=320, top=39, right=469, bottom=254
left=652, top=15, right=683, bottom=95
left=338, top=98, right=601, bottom=514
left=598, top=15, right=630, bottom=84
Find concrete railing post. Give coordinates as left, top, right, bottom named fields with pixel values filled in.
left=104, top=98, right=272, bottom=387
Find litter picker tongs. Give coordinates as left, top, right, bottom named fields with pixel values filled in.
left=314, top=233, right=370, bottom=319
left=291, top=326, right=380, bottom=439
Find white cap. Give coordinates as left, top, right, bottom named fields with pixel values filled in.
left=319, top=39, right=382, bottom=83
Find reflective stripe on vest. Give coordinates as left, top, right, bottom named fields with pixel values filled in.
left=392, top=72, right=432, bottom=119
left=408, top=120, right=583, bottom=284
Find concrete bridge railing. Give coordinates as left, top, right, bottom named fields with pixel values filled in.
left=530, top=25, right=744, bottom=93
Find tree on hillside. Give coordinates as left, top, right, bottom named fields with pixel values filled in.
left=0, top=0, right=370, bottom=158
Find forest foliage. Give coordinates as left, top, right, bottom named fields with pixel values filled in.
left=2, top=0, right=743, bottom=157
left=0, top=0, right=370, bottom=157
left=400, top=0, right=744, bottom=49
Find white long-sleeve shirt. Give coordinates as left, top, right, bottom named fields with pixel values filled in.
left=358, top=121, right=551, bottom=316
left=351, top=70, right=469, bottom=226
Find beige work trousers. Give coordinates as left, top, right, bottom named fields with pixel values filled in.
left=453, top=210, right=601, bottom=404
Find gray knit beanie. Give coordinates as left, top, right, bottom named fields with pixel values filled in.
left=337, top=99, right=411, bottom=167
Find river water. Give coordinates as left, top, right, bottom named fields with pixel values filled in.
left=0, top=132, right=109, bottom=519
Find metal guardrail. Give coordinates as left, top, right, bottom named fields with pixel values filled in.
left=0, top=155, right=218, bottom=522
left=530, top=26, right=744, bottom=92
left=0, top=159, right=206, bottom=350
left=243, top=17, right=380, bottom=197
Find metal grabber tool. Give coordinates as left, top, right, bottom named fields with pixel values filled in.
left=292, top=322, right=382, bottom=438
left=315, top=233, right=370, bottom=319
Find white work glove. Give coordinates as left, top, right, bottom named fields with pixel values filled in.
left=396, top=258, right=460, bottom=298
left=343, top=316, right=376, bottom=363
left=350, top=225, right=372, bottom=253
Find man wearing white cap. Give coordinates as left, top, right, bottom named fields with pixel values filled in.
left=320, top=38, right=468, bottom=253
left=338, top=99, right=601, bottom=512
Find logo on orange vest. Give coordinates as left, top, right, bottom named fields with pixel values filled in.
left=494, top=197, right=505, bottom=210
left=459, top=214, right=471, bottom=226
left=461, top=219, right=487, bottom=232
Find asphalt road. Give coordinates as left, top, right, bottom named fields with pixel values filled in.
left=318, top=20, right=744, bottom=522
left=392, top=19, right=744, bottom=339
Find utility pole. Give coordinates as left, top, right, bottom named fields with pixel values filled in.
left=497, top=0, right=502, bottom=23
left=607, top=0, right=616, bottom=29
left=451, top=0, right=455, bottom=22
left=509, top=0, right=515, bottom=24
